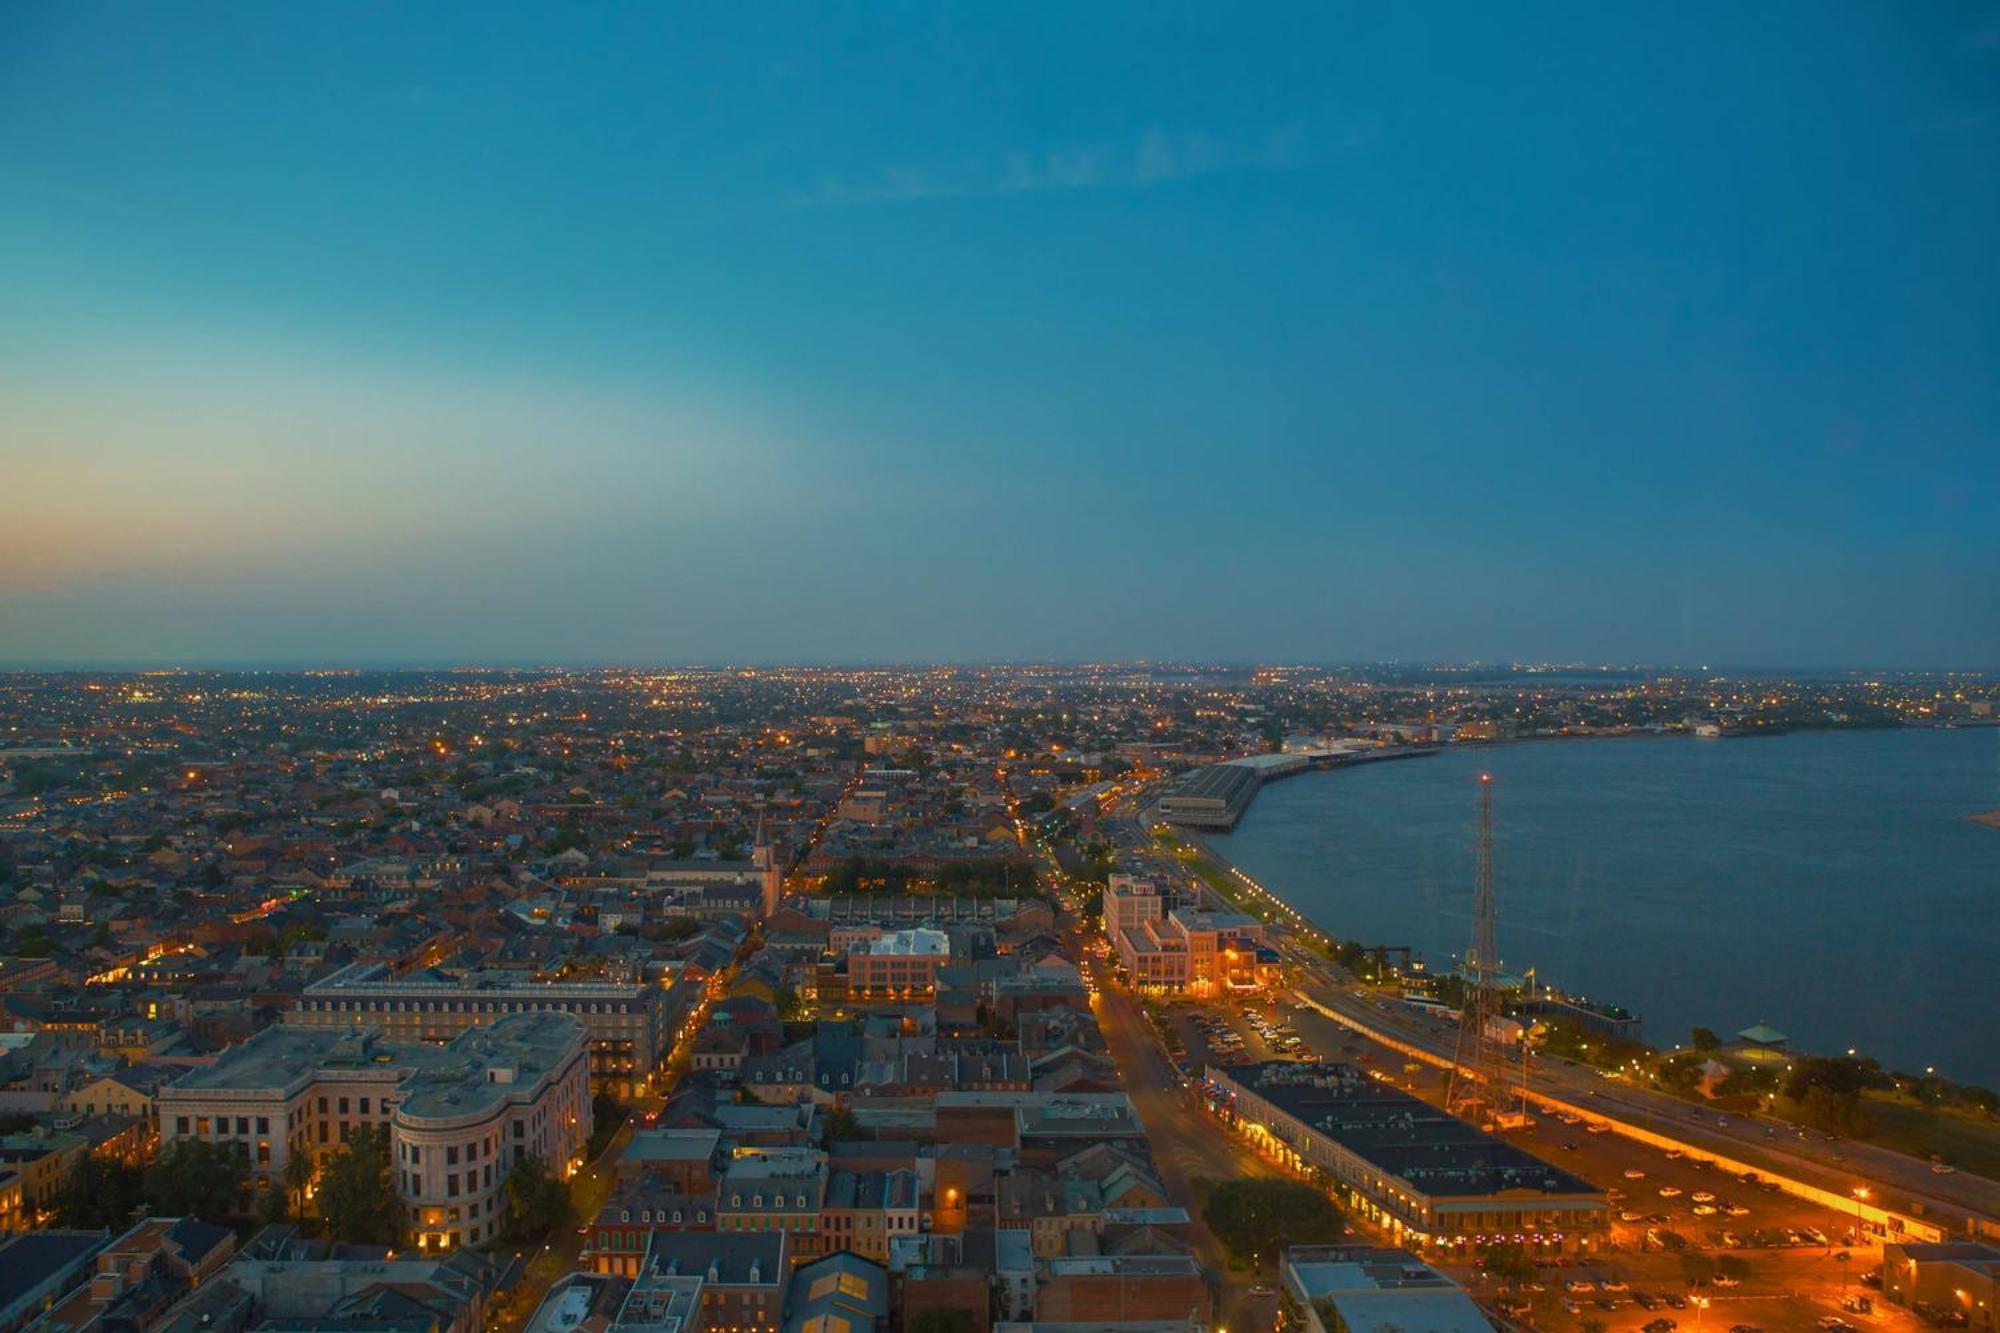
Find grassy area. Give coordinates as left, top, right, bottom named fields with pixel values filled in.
left=1852, top=1096, right=2000, bottom=1181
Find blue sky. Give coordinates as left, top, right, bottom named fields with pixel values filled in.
left=2, top=3, right=1995, bottom=667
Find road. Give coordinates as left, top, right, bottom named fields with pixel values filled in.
left=1081, top=934, right=1284, bottom=1333
left=1282, top=950, right=2000, bottom=1232
left=486, top=1112, right=637, bottom=1333
left=1110, top=787, right=2000, bottom=1236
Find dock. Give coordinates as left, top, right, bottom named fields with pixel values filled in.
left=1155, top=745, right=1439, bottom=829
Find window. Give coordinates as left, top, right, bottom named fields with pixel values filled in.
left=257, top=1116, right=269, bottom=1135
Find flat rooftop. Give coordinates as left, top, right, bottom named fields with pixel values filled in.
left=1215, top=1062, right=1601, bottom=1201
left=867, top=928, right=950, bottom=957
left=1161, top=764, right=1258, bottom=803
left=306, top=960, right=652, bottom=998
left=1170, top=908, right=1259, bottom=933
left=168, top=1012, right=586, bottom=1121
left=624, top=1128, right=722, bottom=1163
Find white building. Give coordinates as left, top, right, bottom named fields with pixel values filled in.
left=159, top=1010, right=591, bottom=1252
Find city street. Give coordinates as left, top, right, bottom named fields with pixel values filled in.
left=1084, top=940, right=1285, bottom=1333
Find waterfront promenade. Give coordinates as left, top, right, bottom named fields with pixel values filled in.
left=1124, top=788, right=2000, bottom=1245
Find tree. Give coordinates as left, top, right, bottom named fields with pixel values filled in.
left=54, top=1154, right=144, bottom=1229
left=318, top=1126, right=401, bottom=1245
left=588, top=1092, right=629, bottom=1157
left=254, top=1182, right=292, bottom=1227
left=1478, top=1241, right=1536, bottom=1283
left=1690, top=1027, right=1721, bottom=1051
left=1200, top=1179, right=1344, bottom=1265
left=1580, top=1318, right=1608, bottom=1333
left=502, top=1151, right=573, bottom=1243
left=283, top=1149, right=317, bottom=1218
left=144, top=1138, right=242, bottom=1223
left=1785, top=1056, right=1886, bottom=1101
left=1797, top=1084, right=1870, bottom=1136
left=822, top=1107, right=863, bottom=1144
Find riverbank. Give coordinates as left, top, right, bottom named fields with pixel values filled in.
left=1210, top=727, right=1999, bottom=1085
left=1177, top=805, right=2000, bottom=1186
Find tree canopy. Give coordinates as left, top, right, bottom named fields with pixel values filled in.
left=318, top=1126, right=401, bottom=1246
left=143, top=1138, right=242, bottom=1224
left=502, top=1151, right=573, bottom=1243
left=54, top=1154, right=145, bottom=1229
left=1200, top=1178, right=1344, bottom=1265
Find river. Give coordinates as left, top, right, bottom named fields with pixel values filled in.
left=1216, top=727, right=2000, bottom=1086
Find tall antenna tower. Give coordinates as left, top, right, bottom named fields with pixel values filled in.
left=1447, top=774, right=1527, bottom=1129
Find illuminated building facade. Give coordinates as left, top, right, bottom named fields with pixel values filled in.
left=1205, top=1061, right=1607, bottom=1255
left=847, top=928, right=950, bottom=997
left=159, top=1012, right=590, bottom=1250
left=1111, top=906, right=1267, bottom=995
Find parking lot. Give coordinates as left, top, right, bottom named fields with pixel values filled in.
left=1183, top=993, right=1937, bottom=1333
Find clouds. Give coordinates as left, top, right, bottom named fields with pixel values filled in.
left=791, top=119, right=1374, bottom=207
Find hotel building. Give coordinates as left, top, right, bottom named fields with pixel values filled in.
left=1107, top=885, right=1269, bottom=995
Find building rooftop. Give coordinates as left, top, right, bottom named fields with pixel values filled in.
left=166, top=1011, right=587, bottom=1122
left=1215, top=1062, right=1601, bottom=1201
left=0, top=1232, right=111, bottom=1322
left=623, top=1128, right=721, bottom=1164
left=867, top=928, right=950, bottom=957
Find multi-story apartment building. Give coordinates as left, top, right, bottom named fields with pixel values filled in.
left=717, top=1149, right=828, bottom=1258
left=846, top=928, right=949, bottom=997
left=288, top=961, right=669, bottom=1096
left=1110, top=904, right=1268, bottom=995
left=1102, top=874, right=1170, bottom=933
left=820, top=1168, right=920, bottom=1262
left=158, top=1011, right=591, bottom=1252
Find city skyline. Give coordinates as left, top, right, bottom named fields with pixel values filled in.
left=5, top=4, right=1997, bottom=668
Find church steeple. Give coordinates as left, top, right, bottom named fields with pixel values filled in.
left=753, top=801, right=781, bottom=919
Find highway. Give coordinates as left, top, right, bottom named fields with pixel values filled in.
left=1105, top=790, right=2000, bottom=1241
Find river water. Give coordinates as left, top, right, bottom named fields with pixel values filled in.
left=1217, top=728, right=2000, bottom=1086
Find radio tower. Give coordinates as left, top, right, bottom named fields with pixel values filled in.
left=1447, top=774, right=1524, bottom=1129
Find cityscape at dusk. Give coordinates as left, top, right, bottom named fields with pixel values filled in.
left=2, top=7, right=1997, bottom=1333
